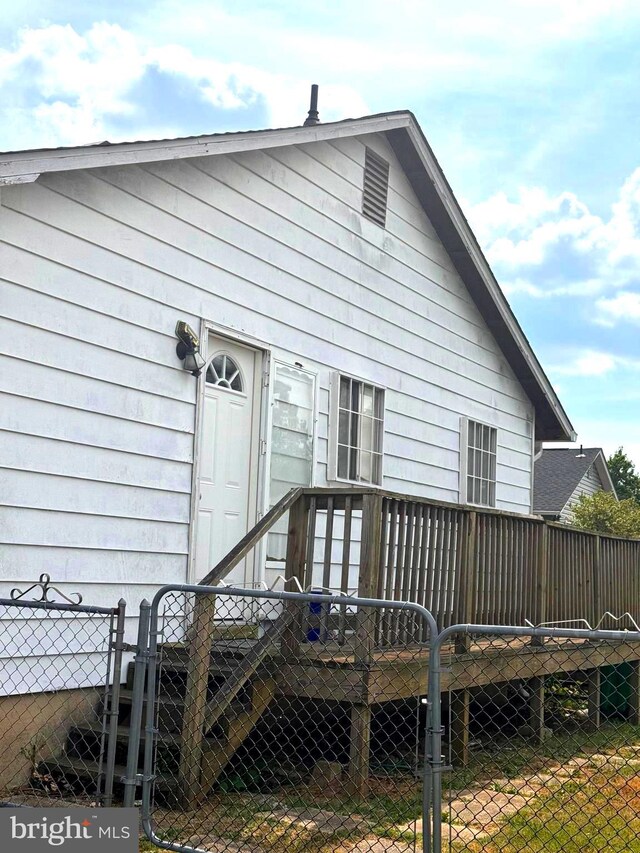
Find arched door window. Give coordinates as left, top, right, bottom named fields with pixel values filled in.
left=206, top=353, right=244, bottom=392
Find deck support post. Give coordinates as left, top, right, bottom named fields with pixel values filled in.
left=346, top=493, right=383, bottom=795
left=529, top=676, right=546, bottom=744
left=348, top=702, right=372, bottom=795
left=629, top=661, right=640, bottom=724
left=282, top=495, right=310, bottom=660
left=587, top=667, right=601, bottom=730
left=450, top=688, right=471, bottom=767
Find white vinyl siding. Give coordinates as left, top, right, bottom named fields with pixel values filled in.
left=561, top=463, right=609, bottom=523
left=0, top=131, right=536, bottom=666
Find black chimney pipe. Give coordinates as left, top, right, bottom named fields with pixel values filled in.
left=303, top=84, right=320, bottom=126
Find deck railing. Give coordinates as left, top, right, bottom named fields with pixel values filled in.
left=284, top=488, right=640, bottom=648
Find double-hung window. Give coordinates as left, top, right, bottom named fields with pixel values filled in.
left=332, top=374, right=385, bottom=485
left=461, top=418, right=497, bottom=507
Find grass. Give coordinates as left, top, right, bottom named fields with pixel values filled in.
left=447, top=721, right=640, bottom=793
left=146, top=793, right=371, bottom=853
left=139, top=721, right=640, bottom=851
left=455, top=768, right=640, bottom=852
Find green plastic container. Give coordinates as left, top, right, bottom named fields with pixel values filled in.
left=600, top=663, right=633, bottom=718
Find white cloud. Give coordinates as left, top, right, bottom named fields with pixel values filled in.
left=547, top=347, right=640, bottom=381
left=0, top=22, right=370, bottom=150
left=550, top=351, right=618, bottom=378
left=596, top=291, right=640, bottom=325
left=146, top=0, right=640, bottom=97
left=467, top=169, right=640, bottom=308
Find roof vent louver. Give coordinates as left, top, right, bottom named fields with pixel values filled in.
left=362, top=147, right=390, bottom=227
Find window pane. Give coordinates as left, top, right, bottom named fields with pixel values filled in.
left=362, top=384, right=374, bottom=415
left=358, top=450, right=373, bottom=483
left=271, top=452, right=312, bottom=484
left=468, top=421, right=476, bottom=449
left=374, top=389, right=384, bottom=420
left=372, top=453, right=383, bottom=485
left=351, top=379, right=360, bottom=413
left=373, top=418, right=383, bottom=452
left=349, top=446, right=358, bottom=481
left=338, top=410, right=350, bottom=445
left=339, top=376, right=351, bottom=409
left=481, top=451, right=489, bottom=480
left=467, top=475, right=474, bottom=503
left=338, top=445, right=349, bottom=479
left=360, top=414, right=374, bottom=453
left=273, top=400, right=313, bottom=432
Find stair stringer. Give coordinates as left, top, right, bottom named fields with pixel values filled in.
left=199, top=677, right=277, bottom=798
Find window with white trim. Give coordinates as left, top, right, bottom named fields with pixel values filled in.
left=462, top=419, right=497, bottom=507
left=267, top=363, right=316, bottom=561
left=270, top=364, right=316, bottom=503
left=332, top=374, right=384, bottom=485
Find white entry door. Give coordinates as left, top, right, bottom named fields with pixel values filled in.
left=194, top=337, right=259, bottom=591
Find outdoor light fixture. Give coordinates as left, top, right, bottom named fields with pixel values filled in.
left=175, top=320, right=206, bottom=377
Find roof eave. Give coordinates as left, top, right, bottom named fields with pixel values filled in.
left=387, top=120, right=575, bottom=443
left=593, top=451, right=618, bottom=498
left=0, top=112, right=414, bottom=184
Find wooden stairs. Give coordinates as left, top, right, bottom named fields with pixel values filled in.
left=38, top=489, right=313, bottom=803
left=39, top=631, right=279, bottom=804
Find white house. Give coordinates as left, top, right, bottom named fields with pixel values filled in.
left=0, top=108, right=575, bottom=628
left=533, top=447, right=617, bottom=522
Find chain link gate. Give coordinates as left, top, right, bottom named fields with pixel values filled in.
left=0, top=582, right=126, bottom=808
left=128, top=584, right=438, bottom=853
left=428, top=622, right=640, bottom=853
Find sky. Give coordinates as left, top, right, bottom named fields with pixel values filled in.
left=1, top=0, right=640, bottom=466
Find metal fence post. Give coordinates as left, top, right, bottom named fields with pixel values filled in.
left=428, top=628, right=444, bottom=853
left=103, top=598, right=126, bottom=807
left=123, top=600, right=151, bottom=808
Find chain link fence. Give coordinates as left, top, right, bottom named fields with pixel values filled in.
left=135, top=585, right=437, bottom=853
left=0, top=581, right=126, bottom=809
left=4, top=574, right=640, bottom=853
left=434, top=624, right=640, bottom=853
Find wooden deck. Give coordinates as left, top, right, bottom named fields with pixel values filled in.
left=175, top=486, right=640, bottom=802
left=165, top=634, right=640, bottom=704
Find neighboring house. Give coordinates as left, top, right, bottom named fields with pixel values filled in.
left=533, top=447, right=617, bottom=523
left=0, top=108, right=575, bottom=646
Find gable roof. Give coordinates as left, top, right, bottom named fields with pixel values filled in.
left=0, top=111, right=575, bottom=442
left=533, top=448, right=617, bottom=515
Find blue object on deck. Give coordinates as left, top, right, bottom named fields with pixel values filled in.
left=307, top=591, right=325, bottom=642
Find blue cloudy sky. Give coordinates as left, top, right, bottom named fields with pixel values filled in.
left=2, top=1, right=640, bottom=464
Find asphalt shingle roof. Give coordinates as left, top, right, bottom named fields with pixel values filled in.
left=533, top=448, right=603, bottom=515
